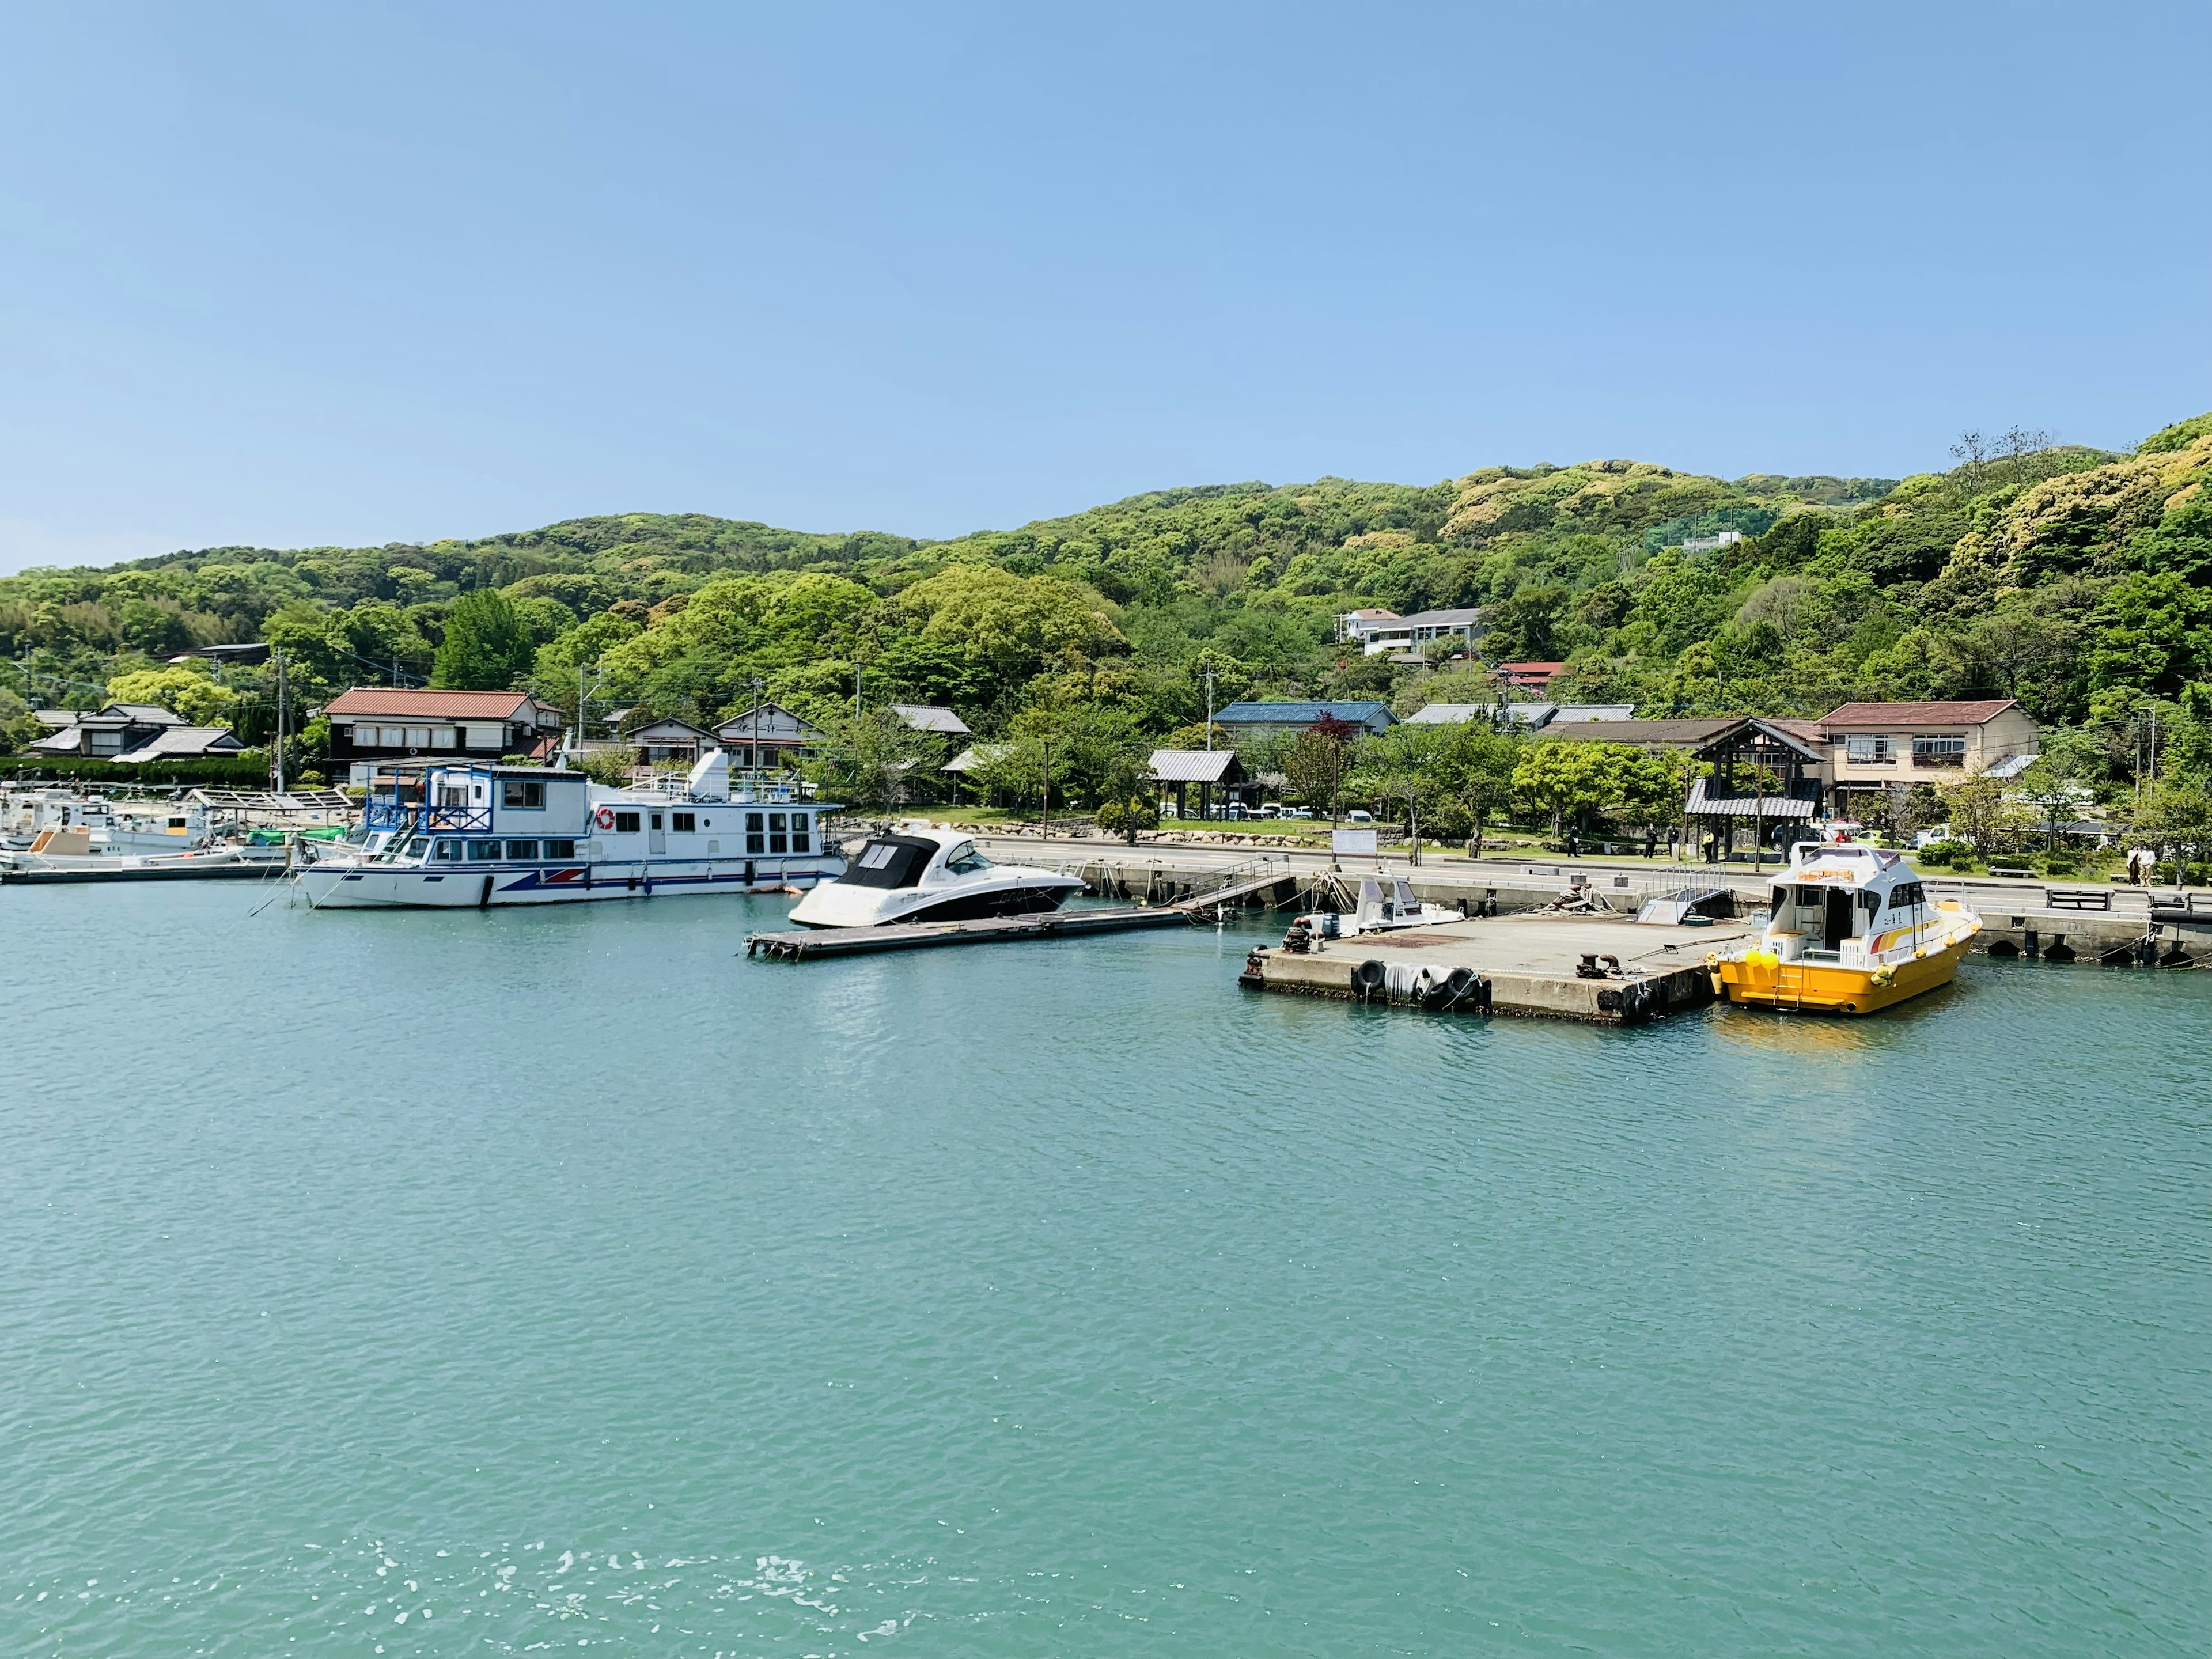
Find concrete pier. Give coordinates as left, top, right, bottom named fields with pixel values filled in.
left=1240, top=913, right=1756, bottom=1024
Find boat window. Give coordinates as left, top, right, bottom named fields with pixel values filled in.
left=1888, top=881, right=1925, bottom=910
left=768, top=811, right=787, bottom=854
left=672, top=812, right=695, bottom=832
left=502, top=779, right=546, bottom=809
left=544, top=839, right=577, bottom=859
left=649, top=812, right=662, bottom=831
left=433, top=839, right=463, bottom=861
left=945, top=842, right=993, bottom=876
left=1770, top=885, right=1789, bottom=914
left=613, top=811, right=641, bottom=834
left=840, top=836, right=935, bottom=889
left=790, top=813, right=810, bottom=853
left=746, top=810, right=765, bottom=854
left=467, top=839, right=502, bottom=861
left=505, top=839, right=540, bottom=861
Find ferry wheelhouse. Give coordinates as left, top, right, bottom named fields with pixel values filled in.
left=1712, top=839, right=1980, bottom=1014
left=298, top=750, right=844, bottom=909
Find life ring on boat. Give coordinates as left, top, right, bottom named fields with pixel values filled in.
left=594, top=806, right=616, bottom=830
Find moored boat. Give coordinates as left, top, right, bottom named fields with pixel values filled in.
left=297, top=750, right=843, bottom=909
left=786, top=826, right=1084, bottom=927
left=1711, top=838, right=1979, bottom=1014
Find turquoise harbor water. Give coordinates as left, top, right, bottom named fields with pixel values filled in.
left=3, top=882, right=2209, bottom=1657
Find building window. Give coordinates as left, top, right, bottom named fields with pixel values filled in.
left=505, top=840, right=539, bottom=860
left=1912, top=735, right=1967, bottom=766
left=406, top=726, right=431, bottom=747
left=89, top=732, right=123, bottom=753
left=613, top=811, right=641, bottom=834
left=672, top=812, right=695, bottom=832
left=467, top=840, right=502, bottom=860
left=745, top=811, right=765, bottom=854
left=544, top=839, right=576, bottom=859
left=501, top=779, right=545, bottom=809
left=1845, top=734, right=1894, bottom=763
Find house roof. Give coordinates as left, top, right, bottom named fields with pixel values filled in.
left=1550, top=703, right=1638, bottom=722
left=1685, top=777, right=1819, bottom=819
left=1404, top=703, right=1498, bottom=725
left=1339, top=608, right=1400, bottom=620
left=324, top=687, right=545, bottom=720
left=1820, top=699, right=2020, bottom=728
left=1541, top=718, right=1744, bottom=747
left=627, top=717, right=715, bottom=741
left=890, top=703, right=972, bottom=735
left=1392, top=607, right=1485, bottom=628
left=1213, top=700, right=1393, bottom=726
left=1496, top=661, right=1566, bottom=675
left=107, top=703, right=188, bottom=725
left=1149, top=748, right=1245, bottom=783
left=110, top=726, right=246, bottom=760
left=942, top=743, right=1010, bottom=774
left=714, top=702, right=823, bottom=741
left=32, top=709, right=76, bottom=728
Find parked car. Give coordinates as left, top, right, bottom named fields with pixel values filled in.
left=1347, top=809, right=1374, bottom=824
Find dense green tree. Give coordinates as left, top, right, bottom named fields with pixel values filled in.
left=431, top=590, right=536, bottom=690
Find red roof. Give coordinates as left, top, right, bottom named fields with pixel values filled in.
left=1821, top=699, right=2018, bottom=728
left=324, top=688, right=540, bottom=719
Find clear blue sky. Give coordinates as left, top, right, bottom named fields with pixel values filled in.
left=1, top=1, right=2205, bottom=574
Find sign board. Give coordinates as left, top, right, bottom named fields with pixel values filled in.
left=1331, top=828, right=1378, bottom=857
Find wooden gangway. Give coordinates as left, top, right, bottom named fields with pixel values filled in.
left=746, top=867, right=1297, bottom=961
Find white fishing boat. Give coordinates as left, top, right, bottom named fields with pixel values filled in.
left=1, top=789, right=213, bottom=854
left=297, top=750, right=843, bottom=908
left=786, top=826, right=1084, bottom=927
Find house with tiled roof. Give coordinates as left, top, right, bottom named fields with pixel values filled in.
left=28, top=703, right=245, bottom=762
left=1817, top=699, right=2040, bottom=813
left=321, top=687, right=563, bottom=779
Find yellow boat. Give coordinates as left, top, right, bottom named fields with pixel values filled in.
left=1710, top=840, right=1980, bottom=1014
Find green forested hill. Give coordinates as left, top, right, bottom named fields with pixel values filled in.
left=4, top=415, right=2209, bottom=759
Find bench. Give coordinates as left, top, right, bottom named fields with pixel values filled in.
left=1988, top=865, right=2036, bottom=879
left=2045, top=887, right=2112, bottom=911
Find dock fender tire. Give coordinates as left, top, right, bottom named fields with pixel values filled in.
left=1440, top=965, right=1476, bottom=1006
left=1351, top=959, right=1386, bottom=1001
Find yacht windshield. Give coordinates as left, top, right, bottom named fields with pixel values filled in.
left=944, top=843, right=993, bottom=876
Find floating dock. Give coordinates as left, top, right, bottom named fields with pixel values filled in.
left=747, top=904, right=1196, bottom=959
left=1240, top=912, right=1761, bottom=1024
left=0, top=855, right=292, bottom=885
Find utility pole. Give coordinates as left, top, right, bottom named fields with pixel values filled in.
left=1041, top=734, right=1051, bottom=840
left=1203, top=670, right=1217, bottom=752
left=272, top=647, right=289, bottom=796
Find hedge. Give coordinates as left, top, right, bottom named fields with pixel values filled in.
left=0, top=753, right=274, bottom=787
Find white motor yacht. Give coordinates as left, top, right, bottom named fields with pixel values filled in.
left=786, top=827, right=1084, bottom=928
left=298, top=749, right=844, bottom=908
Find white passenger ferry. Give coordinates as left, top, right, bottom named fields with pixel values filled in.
left=298, top=751, right=843, bottom=908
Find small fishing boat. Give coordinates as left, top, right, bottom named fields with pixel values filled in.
left=787, top=827, right=1083, bottom=927
left=297, top=751, right=844, bottom=909
left=1710, top=838, right=1979, bottom=1014
left=1, top=790, right=213, bottom=854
